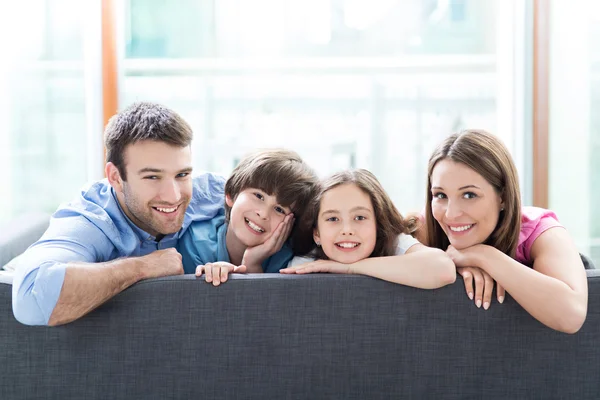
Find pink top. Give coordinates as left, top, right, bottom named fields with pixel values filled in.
left=515, top=206, right=564, bottom=266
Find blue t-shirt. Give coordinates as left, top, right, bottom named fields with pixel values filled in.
left=12, top=173, right=225, bottom=326
left=178, top=213, right=293, bottom=274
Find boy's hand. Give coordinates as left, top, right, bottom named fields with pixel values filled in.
left=242, top=213, right=295, bottom=272
left=195, top=262, right=247, bottom=286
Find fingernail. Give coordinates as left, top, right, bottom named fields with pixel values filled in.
left=476, top=299, right=482, bottom=308
left=483, top=302, right=489, bottom=310
left=468, top=292, right=473, bottom=300
left=498, top=296, right=504, bottom=304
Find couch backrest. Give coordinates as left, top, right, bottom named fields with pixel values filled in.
left=1, top=271, right=599, bottom=400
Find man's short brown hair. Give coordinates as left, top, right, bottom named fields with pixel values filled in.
left=104, top=102, right=193, bottom=180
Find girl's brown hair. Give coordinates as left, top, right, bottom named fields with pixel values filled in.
left=296, top=169, right=418, bottom=259
left=425, top=130, right=522, bottom=257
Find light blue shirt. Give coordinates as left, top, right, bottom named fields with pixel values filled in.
left=178, top=214, right=294, bottom=274
left=12, top=173, right=225, bottom=326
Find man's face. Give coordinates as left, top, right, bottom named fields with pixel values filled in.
left=109, top=140, right=193, bottom=238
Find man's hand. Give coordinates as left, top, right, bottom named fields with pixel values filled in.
left=195, top=262, right=247, bottom=286
left=242, top=213, right=295, bottom=272
left=140, top=248, right=185, bottom=280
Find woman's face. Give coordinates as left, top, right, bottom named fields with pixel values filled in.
left=430, top=159, right=504, bottom=249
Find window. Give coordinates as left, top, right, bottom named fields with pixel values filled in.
left=548, top=0, right=600, bottom=264
left=0, top=0, right=102, bottom=223
left=120, top=0, right=529, bottom=215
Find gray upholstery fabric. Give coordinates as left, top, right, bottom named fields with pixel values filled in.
left=0, top=212, right=50, bottom=268
left=1, top=271, right=599, bottom=400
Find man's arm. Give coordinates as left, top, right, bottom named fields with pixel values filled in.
left=13, top=245, right=183, bottom=326
left=46, top=249, right=182, bottom=326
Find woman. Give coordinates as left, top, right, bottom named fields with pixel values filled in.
left=418, top=129, right=587, bottom=333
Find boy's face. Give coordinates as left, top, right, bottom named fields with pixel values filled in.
left=226, top=188, right=292, bottom=247
left=107, top=140, right=193, bottom=238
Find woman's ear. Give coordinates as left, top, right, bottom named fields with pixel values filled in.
left=225, top=194, right=234, bottom=207
left=106, top=162, right=123, bottom=193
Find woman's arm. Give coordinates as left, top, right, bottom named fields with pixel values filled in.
left=452, top=227, right=588, bottom=333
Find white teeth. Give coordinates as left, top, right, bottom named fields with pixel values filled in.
left=155, top=206, right=177, bottom=213
left=449, top=225, right=472, bottom=232
left=336, top=242, right=359, bottom=248
left=245, top=218, right=264, bottom=233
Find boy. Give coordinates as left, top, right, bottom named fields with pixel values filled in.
left=177, top=149, right=318, bottom=285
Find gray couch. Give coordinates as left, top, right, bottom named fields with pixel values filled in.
left=1, top=215, right=599, bottom=399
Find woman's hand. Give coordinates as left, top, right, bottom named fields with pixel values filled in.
left=447, top=245, right=505, bottom=309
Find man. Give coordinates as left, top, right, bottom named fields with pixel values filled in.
left=12, top=102, right=225, bottom=326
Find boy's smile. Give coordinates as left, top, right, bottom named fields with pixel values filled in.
left=225, top=188, right=291, bottom=262
left=244, top=217, right=266, bottom=234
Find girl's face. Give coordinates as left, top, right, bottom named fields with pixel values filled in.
left=430, top=159, right=504, bottom=250
left=313, top=183, right=377, bottom=264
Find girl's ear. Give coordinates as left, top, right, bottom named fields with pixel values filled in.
left=313, top=228, right=321, bottom=246
left=225, top=194, right=234, bottom=207
left=106, top=162, right=123, bottom=193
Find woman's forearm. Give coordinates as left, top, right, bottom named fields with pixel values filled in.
left=471, top=246, right=586, bottom=333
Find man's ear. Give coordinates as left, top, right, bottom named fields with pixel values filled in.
left=225, top=194, right=234, bottom=207
left=106, top=162, right=124, bottom=193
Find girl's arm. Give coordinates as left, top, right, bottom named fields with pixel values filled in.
left=281, top=244, right=456, bottom=289
left=351, top=244, right=456, bottom=289
left=450, top=227, right=588, bottom=333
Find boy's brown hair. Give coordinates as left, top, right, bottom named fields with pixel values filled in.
left=224, top=149, right=319, bottom=249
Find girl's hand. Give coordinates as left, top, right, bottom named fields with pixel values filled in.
left=447, top=245, right=505, bottom=309
left=280, top=259, right=353, bottom=275
left=195, top=262, right=247, bottom=286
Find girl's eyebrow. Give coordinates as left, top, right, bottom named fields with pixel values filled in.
left=320, top=209, right=339, bottom=215
left=321, top=207, right=372, bottom=215
left=431, top=185, right=481, bottom=190
left=350, top=206, right=372, bottom=213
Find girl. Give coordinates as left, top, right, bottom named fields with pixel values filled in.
left=419, top=129, right=587, bottom=333
left=280, top=169, right=455, bottom=289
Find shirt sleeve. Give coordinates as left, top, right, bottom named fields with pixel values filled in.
left=394, top=233, right=421, bottom=256
left=286, top=256, right=316, bottom=268
left=11, top=216, right=112, bottom=326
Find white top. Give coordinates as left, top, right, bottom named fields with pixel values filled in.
left=287, top=233, right=420, bottom=268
